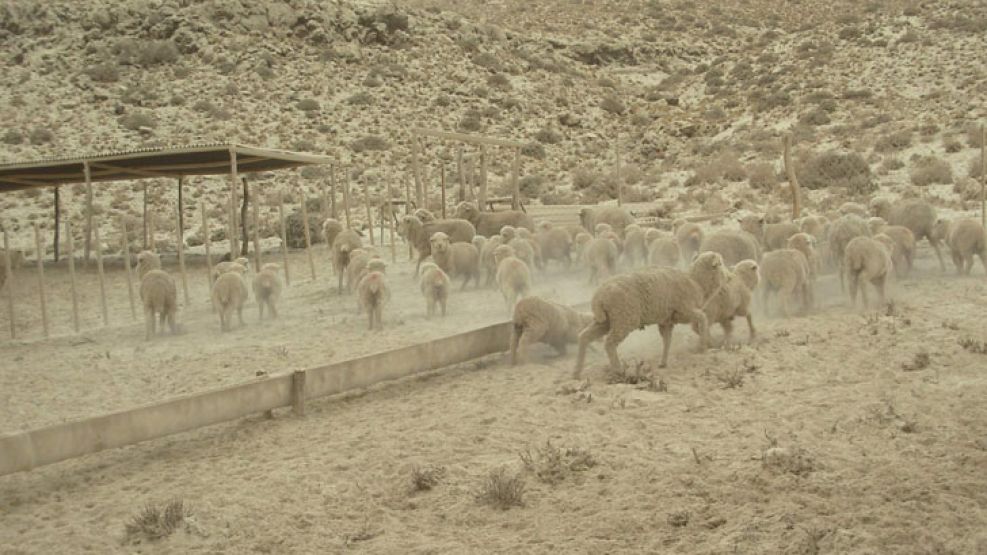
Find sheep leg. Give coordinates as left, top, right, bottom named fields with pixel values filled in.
left=167, top=310, right=177, bottom=334
left=509, top=325, right=522, bottom=365
left=144, top=309, right=155, bottom=341
left=719, top=319, right=735, bottom=349
left=657, top=323, right=674, bottom=369
left=951, top=250, right=964, bottom=275
left=964, top=255, right=974, bottom=276
left=338, top=269, right=345, bottom=294
left=872, top=276, right=886, bottom=306
left=930, top=237, right=946, bottom=272
left=269, top=300, right=278, bottom=319
left=516, top=320, right=548, bottom=365
left=158, top=312, right=167, bottom=335
left=374, top=303, right=383, bottom=331
left=978, top=252, right=987, bottom=276
left=745, top=312, right=756, bottom=343
left=574, top=322, right=608, bottom=379
left=258, top=298, right=265, bottom=321
left=237, top=305, right=245, bottom=327
left=367, top=305, right=374, bottom=330
left=603, top=328, right=629, bottom=373
left=846, top=270, right=858, bottom=308
left=859, top=275, right=870, bottom=308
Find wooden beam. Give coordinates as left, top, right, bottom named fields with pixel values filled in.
left=88, top=161, right=177, bottom=179
left=440, top=163, right=447, bottom=218
left=93, top=223, right=108, bottom=327
left=251, top=193, right=262, bottom=273
left=142, top=182, right=148, bottom=250
left=412, top=127, right=524, bottom=149
left=511, top=147, right=520, bottom=210
left=0, top=156, right=270, bottom=183
left=330, top=165, right=338, bottom=219
left=411, top=137, right=424, bottom=209
left=981, top=124, right=985, bottom=229
left=615, top=135, right=623, bottom=207
left=200, top=199, right=215, bottom=312
left=176, top=205, right=190, bottom=307
left=300, top=187, right=316, bottom=280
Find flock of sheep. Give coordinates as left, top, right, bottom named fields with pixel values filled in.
left=130, top=195, right=986, bottom=383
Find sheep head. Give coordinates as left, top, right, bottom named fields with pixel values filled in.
left=429, top=231, right=451, bottom=254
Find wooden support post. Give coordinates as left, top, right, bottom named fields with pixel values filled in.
left=32, top=223, right=49, bottom=338
left=240, top=177, right=249, bottom=256
left=615, top=135, right=623, bottom=207
left=456, top=146, right=466, bottom=203
left=378, top=195, right=385, bottom=249
left=177, top=176, right=185, bottom=235
left=148, top=212, right=156, bottom=252
left=300, top=188, right=316, bottom=280
left=278, top=192, right=291, bottom=286
left=330, top=165, right=338, bottom=219
left=291, top=370, right=306, bottom=416
left=478, top=146, right=488, bottom=211
left=65, top=219, right=80, bottom=333
left=175, top=206, right=190, bottom=307
left=229, top=147, right=240, bottom=258
left=784, top=134, right=802, bottom=221
left=363, top=179, right=375, bottom=246
left=412, top=136, right=424, bottom=208
left=511, top=147, right=520, bottom=210
left=53, top=187, right=60, bottom=263
left=93, top=223, right=108, bottom=327
left=83, top=163, right=93, bottom=265
left=2, top=228, right=15, bottom=339
left=142, top=182, right=149, bottom=250
left=440, top=164, right=447, bottom=218
left=981, top=124, right=985, bottom=229
left=342, top=173, right=352, bottom=229
left=120, top=219, right=137, bottom=320
left=200, top=199, right=215, bottom=299
left=404, top=179, right=413, bottom=260
left=251, top=194, right=262, bottom=272
left=388, top=201, right=397, bottom=264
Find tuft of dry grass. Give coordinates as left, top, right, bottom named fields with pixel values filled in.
left=959, top=337, right=987, bottom=354
left=410, top=464, right=447, bottom=492
left=902, top=350, right=931, bottom=372
left=475, top=466, right=525, bottom=509
left=797, top=150, right=874, bottom=194
left=519, top=440, right=597, bottom=485
left=910, top=156, right=953, bottom=186
left=124, top=499, right=190, bottom=544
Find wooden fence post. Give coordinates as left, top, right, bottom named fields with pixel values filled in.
left=342, top=172, right=352, bottom=229
left=32, top=223, right=49, bottom=338
left=2, top=228, right=15, bottom=339
left=511, top=147, right=520, bottom=210
left=278, top=193, right=291, bottom=286
left=981, top=124, right=985, bottom=229
left=363, top=179, right=375, bottom=246
left=478, top=146, right=488, bottom=211
left=93, top=224, right=109, bottom=327
left=84, top=163, right=93, bottom=265
left=615, top=135, right=623, bottom=207
left=330, top=165, right=338, bottom=219
left=412, top=136, right=424, bottom=208
left=120, top=218, right=137, bottom=320
left=388, top=202, right=397, bottom=264
left=229, top=147, right=240, bottom=258
left=784, top=134, right=802, bottom=221
left=53, top=187, right=60, bottom=262
left=251, top=196, right=262, bottom=273
left=66, top=219, right=80, bottom=333
left=440, top=164, right=447, bottom=218
left=200, top=199, right=215, bottom=311
left=175, top=206, right=190, bottom=307
left=292, top=370, right=306, bottom=416
left=300, top=189, right=316, bottom=280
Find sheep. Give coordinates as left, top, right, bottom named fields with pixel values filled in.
left=593, top=222, right=613, bottom=236
left=479, top=235, right=505, bottom=286
left=357, top=270, right=390, bottom=331
left=508, top=237, right=538, bottom=274
left=799, top=215, right=828, bottom=241
left=579, top=206, right=635, bottom=236
left=935, top=218, right=987, bottom=276
left=738, top=215, right=799, bottom=252
left=644, top=227, right=662, bottom=245
left=494, top=244, right=532, bottom=313
left=418, top=261, right=451, bottom=317
left=500, top=225, right=518, bottom=242
left=471, top=235, right=487, bottom=257
left=673, top=219, right=705, bottom=263
left=828, top=214, right=871, bottom=290
left=573, top=232, right=592, bottom=266
left=536, top=225, right=572, bottom=268
left=212, top=266, right=249, bottom=332
left=573, top=267, right=711, bottom=379
left=211, top=257, right=250, bottom=283
left=430, top=231, right=481, bottom=290
left=135, top=250, right=162, bottom=280
left=414, top=208, right=436, bottom=223
left=621, top=224, right=648, bottom=267
left=786, top=232, right=820, bottom=280
left=870, top=223, right=916, bottom=277
left=843, top=236, right=893, bottom=308
left=760, top=249, right=813, bottom=317
left=584, top=236, right=619, bottom=285
left=344, top=248, right=371, bottom=293
left=601, top=229, right=624, bottom=256
left=515, top=228, right=545, bottom=270
left=509, top=296, right=594, bottom=365
left=699, top=230, right=760, bottom=267
left=867, top=217, right=888, bottom=236
left=454, top=202, right=534, bottom=237
left=648, top=236, right=681, bottom=268
left=331, top=229, right=363, bottom=292
left=733, top=259, right=760, bottom=291
left=252, top=263, right=282, bottom=320
left=322, top=218, right=344, bottom=248
left=838, top=202, right=869, bottom=218
left=398, top=215, right=476, bottom=275
left=869, top=198, right=945, bottom=271
left=139, top=269, right=178, bottom=340
left=692, top=252, right=757, bottom=346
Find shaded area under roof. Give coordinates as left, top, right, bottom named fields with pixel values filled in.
left=0, top=143, right=334, bottom=193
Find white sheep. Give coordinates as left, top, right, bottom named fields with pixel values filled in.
left=935, top=218, right=987, bottom=276
left=760, top=249, right=813, bottom=317
left=494, top=244, right=532, bottom=314
left=509, top=296, right=594, bottom=365
left=357, top=270, right=390, bottom=331
left=331, top=229, right=363, bottom=292
left=692, top=252, right=757, bottom=346
left=419, top=261, right=451, bottom=318
left=252, top=263, right=283, bottom=320
left=843, top=236, right=892, bottom=309
left=135, top=250, right=162, bottom=280
left=139, top=269, right=178, bottom=340
left=430, top=231, right=481, bottom=290
left=584, top=236, right=618, bottom=285
left=212, top=264, right=249, bottom=332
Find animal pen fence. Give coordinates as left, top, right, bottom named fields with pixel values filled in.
left=0, top=143, right=334, bottom=339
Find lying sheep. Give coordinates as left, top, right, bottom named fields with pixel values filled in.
left=786, top=233, right=820, bottom=280
left=212, top=264, right=248, bottom=332
left=648, top=236, right=681, bottom=268
left=494, top=244, right=532, bottom=313
left=419, top=261, right=451, bottom=317
left=140, top=269, right=178, bottom=340
left=399, top=215, right=476, bottom=275
left=585, top=236, right=619, bottom=285
left=331, top=229, right=363, bottom=292
left=828, top=214, right=871, bottom=290
left=674, top=219, right=705, bottom=263
left=870, top=198, right=945, bottom=271
left=455, top=202, right=533, bottom=237
left=760, top=249, right=813, bottom=317
left=699, top=229, right=760, bottom=266
left=357, top=269, right=390, bottom=331
left=844, top=236, right=892, bottom=308
left=430, top=231, right=481, bottom=290
left=738, top=215, right=799, bottom=252
left=579, top=206, right=635, bottom=236
left=622, top=224, right=648, bottom=267
left=252, top=263, right=282, bottom=320
left=212, top=257, right=250, bottom=283
left=536, top=224, right=572, bottom=268
left=574, top=266, right=712, bottom=379
left=135, top=250, right=162, bottom=280
left=692, top=252, right=757, bottom=346
left=935, top=218, right=987, bottom=276
left=509, top=296, right=594, bottom=364
left=322, top=218, right=344, bottom=248
left=479, top=235, right=505, bottom=286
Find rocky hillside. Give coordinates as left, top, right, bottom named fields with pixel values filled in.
left=0, top=0, right=985, bottom=248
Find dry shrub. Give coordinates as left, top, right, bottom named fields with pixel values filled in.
left=296, top=98, right=320, bottom=111
left=685, top=151, right=746, bottom=186
left=520, top=440, right=596, bottom=485
left=124, top=499, right=190, bottom=544
left=747, top=162, right=778, bottom=190
left=120, top=111, right=157, bottom=131
left=410, top=464, right=446, bottom=491
left=350, top=135, right=389, bottom=152
left=966, top=125, right=985, bottom=148
left=796, top=150, right=875, bottom=194
left=762, top=446, right=814, bottom=476
left=28, top=127, right=53, bottom=144
left=909, top=156, right=953, bottom=186
left=969, top=156, right=983, bottom=180
left=84, top=62, right=119, bottom=82
left=476, top=467, right=525, bottom=509
left=874, top=129, right=912, bottom=152
left=600, top=94, right=626, bottom=115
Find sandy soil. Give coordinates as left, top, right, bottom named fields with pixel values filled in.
left=2, top=240, right=987, bottom=553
